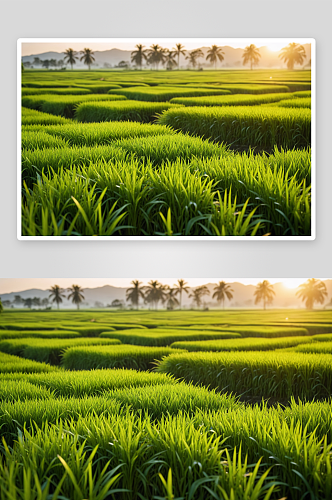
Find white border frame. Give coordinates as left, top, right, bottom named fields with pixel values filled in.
left=17, top=37, right=316, bottom=241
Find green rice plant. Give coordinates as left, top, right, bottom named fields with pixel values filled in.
left=203, top=188, right=262, bottom=236
left=226, top=325, right=309, bottom=338
left=110, top=382, right=239, bottom=419
left=22, top=107, right=72, bottom=125
left=17, top=368, right=177, bottom=398
left=21, top=145, right=311, bottom=236
left=312, top=333, right=332, bottom=341
left=22, top=121, right=174, bottom=146
left=156, top=350, right=332, bottom=399
left=75, top=100, right=176, bottom=123
left=157, top=105, right=311, bottom=150
left=0, top=379, right=53, bottom=402
left=189, top=148, right=311, bottom=236
left=0, top=351, right=58, bottom=373
left=0, top=330, right=81, bottom=340
left=170, top=91, right=306, bottom=107
left=2, top=403, right=330, bottom=499
left=22, top=176, right=131, bottom=237
left=107, top=86, right=236, bottom=101
left=269, top=97, right=311, bottom=109
left=0, top=416, right=282, bottom=500
left=99, top=329, right=241, bottom=346
left=22, top=87, right=93, bottom=96
left=62, top=345, right=186, bottom=371
left=21, top=130, right=68, bottom=150
left=0, top=397, right=123, bottom=440
left=22, top=144, right=128, bottom=188
left=170, top=335, right=313, bottom=352
left=0, top=338, right=121, bottom=365
left=21, top=94, right=127, bottom=118
left=217, top=84, right=290, bottom=94
left=115, top=133, right=230, bottom=165
left=293, top=341, right=332, bottom=354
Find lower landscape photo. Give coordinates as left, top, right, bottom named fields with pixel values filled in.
left=0, top=277, right=331, bottom=499
left=19, top=38, right=313, bottom=239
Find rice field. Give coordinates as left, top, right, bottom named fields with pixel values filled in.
left=1, top=307, right=331, bottom=498
left=20, top=69, right=312, bottom=237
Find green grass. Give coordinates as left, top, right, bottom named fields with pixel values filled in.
left=107, top=85, right=234, bottom=101
left=22, top=144, right=127, bottom=188
left=0, top=351, right=58, bottom=373
left=22, top=87, right=93, bottom=96
left=1, top=368, right=176, bottom=398
left=293, top=340, right=332, bottom=354
left=22, top=121, right=174, bottom=146
left=156, top=350, right=332, bottom=399
left=115, top=133, right=230, bottom=164
left=21, top=94, right=127, bottom=118
left=269, top=97, right=311, bottom=109
left=100, top=328, right=241, bottom=346
left=170, top=335, right=314, bottom=351
left=1, top=400, right=331, bottom=499
left=157, top=105, right=311, bottom=149
left=0, top=330, right=81, bottom=340
left=21, top=147, right=311, bottom=236
left=21, top=130, right=69, bottom=150
left=75, top=100, right=177, bottom=123
left=170, top=91, right=310, bottom=107
left=0, top=338, right=121, bottom=365
left=62, top=345, right=186, bottom=371
left=22, top=107, right=73, bottom=125
left=0, top=379, right=54, bottom=402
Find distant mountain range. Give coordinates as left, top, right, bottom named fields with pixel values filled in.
left=1, top=279, right=330, bottom=309
left=22, top=44, right=312, bottom=70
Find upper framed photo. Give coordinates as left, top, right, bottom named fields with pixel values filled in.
left=18, top=38, right=315, bottom=240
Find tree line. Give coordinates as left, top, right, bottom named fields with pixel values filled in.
left=23, top=42, right=307, bottom=71
left=0, top=279, right=328, bottom=312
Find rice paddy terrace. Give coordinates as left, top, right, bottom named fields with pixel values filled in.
left=21, top=69, right=312, bottom=237
left=1, top=308, right=331, bottom=499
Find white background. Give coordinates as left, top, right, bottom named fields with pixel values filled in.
left=1, top=0, right=331, bottom=279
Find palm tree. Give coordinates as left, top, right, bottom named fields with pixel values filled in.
left=296, top=279, right=327, bottom=310
left=164, top=50, right=178, bottom=70
left=254, top=281, right=275, bottom=310
left=186, top=49, right=204, bottom=69
left=48, top=285, right=66, bottom=310
left=189, top=285, right=210, bottom=309
left=67, top=285, right=85, bottom=310
left=212, top=281, right=233, bottom=309
left=131, top=44, right=148, bottom=70
left=206, top=45, right=225, bottom=69
left=144, top=280, right=168, bottom=309
left=279, top=43, right=306, bottom=70
left=242, top=44, right=261, bottom=70
left=126, top=280, right=145, bottom=310
left=64, top=48, right=79, bottom=70
left=147, top=45, right=166, bottom=70
left=0, top=299, right=3, bottom=315
left=173, top=43, right=186, bottom=69
left=173, top=279, right=190, bottom=309
left=80, top=48, right=95, bottom=70
left=166, top=289, right=179, bottom=310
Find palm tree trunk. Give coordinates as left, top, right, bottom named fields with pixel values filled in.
left=180, top=290, right=182, bottom=309
left=178, top=53, right=180, bottom=69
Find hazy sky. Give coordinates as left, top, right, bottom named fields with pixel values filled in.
left=0, top=278, right=316, bottom=295
left=21, top=38, right=301, bottom=57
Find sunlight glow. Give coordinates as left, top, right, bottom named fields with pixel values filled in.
left=266, top=43, right=285, bottom=52
left=282, top=279, right=307, bottom=289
